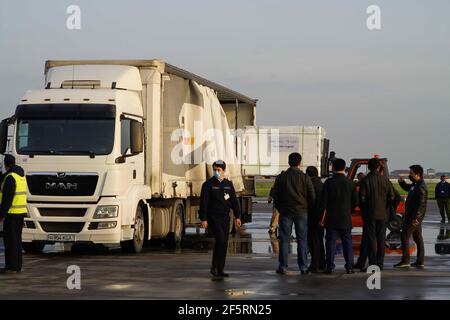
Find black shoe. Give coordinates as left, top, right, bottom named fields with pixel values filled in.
left=353, top=264, right=362, bottom=270
left=441, top=219, right=446, bottom=223
left=0, top=269, right=19, bottom=275
left=346, top=268, right=355, bottom=274
left=394, top=262, right=411, bottom=268
left=276, top=268, right=287, bottom=275
left=307, top=267, right=320, bottom=273
left=324, top=269, right=334, bottom=274
left=217, top=272, right=229, bottom=277
left=300, top=269, right=310, bottom=275
left=411, top=262, right=425, bottom=269
left=210, top=267, right=218, bottom=277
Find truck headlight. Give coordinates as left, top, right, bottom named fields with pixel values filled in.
left=97, top=221, right=117, bottom=229
left=94, top=206, right=119, bottom=219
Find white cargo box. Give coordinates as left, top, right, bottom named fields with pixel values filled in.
left=240, top=126, right=327, bottom=176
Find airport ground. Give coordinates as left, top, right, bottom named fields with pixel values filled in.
left=1, top=202, right=450, bottom=300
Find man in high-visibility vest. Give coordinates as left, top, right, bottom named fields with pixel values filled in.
left=0, top=155, right=28, bottom=274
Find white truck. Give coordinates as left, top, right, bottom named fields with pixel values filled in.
left=0, top=60, right=256, bottom=253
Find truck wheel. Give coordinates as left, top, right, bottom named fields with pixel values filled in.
left=121, top=206, right=145, bottom=253
left=166, top=204, right=185, bottom=247
left=387, top=213, right=403, bottom=232
left=386, top=232, right=401, bottom=250
left=22, top=242, right=45, bottom=254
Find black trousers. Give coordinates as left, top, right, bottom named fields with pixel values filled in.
left=366, top=219, right=387, bottom=267
left=208, top=216, right=230, bottom=273
left=307, top=224, right=325, bottom=270
left=401, top=223, right=424, bottom=264
left=3, top=214, right=24, bottom=271
left=356, top=224, right=369, bottom=268
left=437, top=199, right=450, bottom=221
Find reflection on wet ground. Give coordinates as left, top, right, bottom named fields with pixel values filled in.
left=1, top=201, right=450, bottom=300
left=35, top=201, right=448, bottom=259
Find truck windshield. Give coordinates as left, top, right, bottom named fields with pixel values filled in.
left=16, top=105, right=115, bottom=156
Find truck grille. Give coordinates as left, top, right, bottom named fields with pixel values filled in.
left=26, top=173, right=98, bottom=196
left=39, top=222, right=85, bottom=233
left=39, top=208, right=86, bottom=217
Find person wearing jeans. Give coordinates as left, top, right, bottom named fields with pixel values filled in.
left=278, top=214, right=308, bottom=272
left=325, top=229, right=353, bottom=272
left=272, top=152, right=316, bottom=275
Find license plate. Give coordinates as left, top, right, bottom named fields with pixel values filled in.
left=47, top=234, right=76, bottom=242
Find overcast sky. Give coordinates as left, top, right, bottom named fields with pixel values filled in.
left=1, top=0, right=449, bottom=171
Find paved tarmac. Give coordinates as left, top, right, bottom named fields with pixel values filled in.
left=1, top=202, right=450, bottom=300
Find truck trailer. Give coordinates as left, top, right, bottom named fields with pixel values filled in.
left=0, top=60, right=256, bottom=253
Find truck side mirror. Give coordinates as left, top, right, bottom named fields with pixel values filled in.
left=130, top=120, right=143, bottom=154
left=0, top=119, right=9, bottom=155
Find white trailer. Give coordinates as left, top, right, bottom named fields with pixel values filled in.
left=0, top=60, right=256, bottom=253
left=238, top=126, right=330, bottom=192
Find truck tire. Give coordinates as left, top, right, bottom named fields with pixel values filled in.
left=22, top=242, right=45, bottom=254
left=166, top=204, right=185, bottom=247
left=121, top=206, right=145, bottom=253
left=387, top=213, right=403, bottom=232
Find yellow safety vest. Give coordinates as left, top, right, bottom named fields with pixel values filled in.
left=0, top=172, right=28, bottom=214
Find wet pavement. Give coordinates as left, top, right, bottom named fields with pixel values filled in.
left=1, top=201, right=450, bottom=299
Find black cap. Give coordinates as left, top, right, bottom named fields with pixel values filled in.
left=4, top=154, right=15, bottom=168
left=213, top=160, right=226, bottom=170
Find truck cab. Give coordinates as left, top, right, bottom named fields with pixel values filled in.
left=0, top=69, right=147, bottom=253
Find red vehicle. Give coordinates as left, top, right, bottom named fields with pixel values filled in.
left=322, top=153, right=415, bottom=254
left=344, top=155, right=406, bottom=232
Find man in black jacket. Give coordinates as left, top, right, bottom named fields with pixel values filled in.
left=320, top=158, right=358, bottom=274
left=435, top=175, right=450, bottom=223
left=0, top=155, right=28, bottom=274
left=358, top=158, right=394, bottom=270
left=272, top=153, right=315, bottom=275
left=199, top=160, right=242, bottom=278
left=394, top=165, right=428, bottom=268
left=306, top=166, right=325, bottom=272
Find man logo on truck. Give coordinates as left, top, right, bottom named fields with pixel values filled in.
left=45, top=182, right=78, bottom=191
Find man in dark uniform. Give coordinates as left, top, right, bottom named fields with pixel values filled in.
left=199, top=160, right=241, bottom=278
left=320, top=158, right=358, bottom=274
left=0, top=155, right=28, bottom=274
left=435, top=175, right=450, bottom=223
left=306, top=166, right=325, bottom=273
left=358, top=158, right=394, bottom=270
left=394, top=165, right=428, bottom=269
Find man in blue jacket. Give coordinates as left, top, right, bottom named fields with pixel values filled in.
left=435, top=175, right=450, bottom=223
left=199, top=160, right=241, bottom=278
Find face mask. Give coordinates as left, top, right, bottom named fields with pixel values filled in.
left=409, top=174, right=415, bottom=183
left=214, top=170, right=221, bottom=179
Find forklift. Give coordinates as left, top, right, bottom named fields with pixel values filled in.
left=324, top=152, right=412, bottom=255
